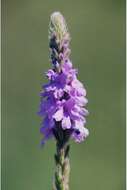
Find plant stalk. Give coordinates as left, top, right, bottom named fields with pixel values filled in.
left=53, top=142, right=70, bottom=190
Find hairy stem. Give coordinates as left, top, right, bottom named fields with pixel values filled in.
left=53, top=143, right=70, bottom=190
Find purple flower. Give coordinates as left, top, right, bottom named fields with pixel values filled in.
left=38, top=12, right=89, bottom=145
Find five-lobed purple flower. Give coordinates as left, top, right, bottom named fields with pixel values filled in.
left=38, top=60, right=89, bottom=144
left=38, top=12, right=89, bottom=145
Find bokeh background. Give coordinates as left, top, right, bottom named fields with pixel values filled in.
left=2, top=0, right=126, bottom=190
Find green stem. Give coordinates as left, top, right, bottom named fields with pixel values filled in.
left=53, top=143, right=70, bottom=190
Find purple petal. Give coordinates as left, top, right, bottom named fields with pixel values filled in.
left=62, top=116, right=71, bottom=129
left=53, top=107, right=63, bottom=121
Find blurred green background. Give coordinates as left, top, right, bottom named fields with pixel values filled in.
left=2, top=0, right=125, bottom=190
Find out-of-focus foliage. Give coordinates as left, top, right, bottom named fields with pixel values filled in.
left=2, top=0, right=125, bottom=189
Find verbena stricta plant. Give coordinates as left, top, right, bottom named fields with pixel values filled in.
left=38, top=12, right=89, bottom=190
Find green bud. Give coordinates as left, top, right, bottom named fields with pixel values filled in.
left=49, top=12, right=68, bottom=43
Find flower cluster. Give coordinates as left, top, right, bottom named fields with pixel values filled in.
left=38, top=12, right=89, bottom=144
